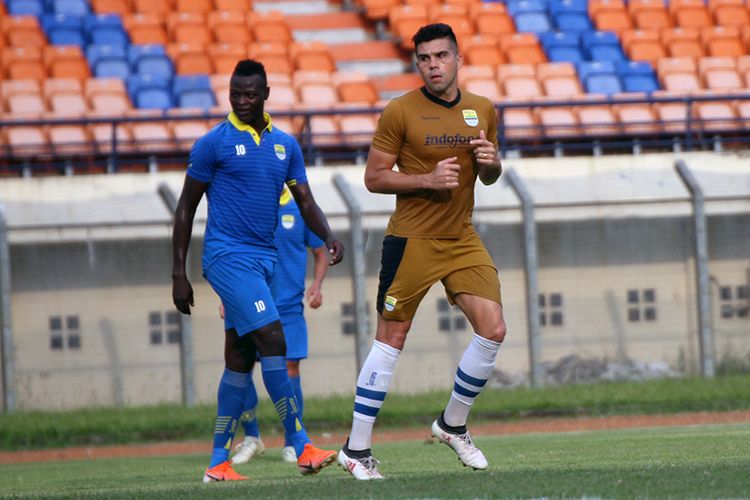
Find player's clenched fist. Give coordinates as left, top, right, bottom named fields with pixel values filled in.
left=429, top=156, right=461, bottom=189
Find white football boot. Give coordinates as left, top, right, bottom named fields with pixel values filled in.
left=231, top=436, right=265, bottom=465
left=431, top=419, right=488, bottom=470
left=281, top=445, right=297, bottom=463
left=338, top=447, right=384, bottom=480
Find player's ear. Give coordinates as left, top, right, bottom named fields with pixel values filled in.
left=264, top=86, right=270, bottom=101
left=456, top=52, right=463, bottom=70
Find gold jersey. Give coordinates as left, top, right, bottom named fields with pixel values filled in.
left=372, top=87, right=498, bottom=239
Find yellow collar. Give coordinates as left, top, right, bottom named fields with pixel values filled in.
left=228, top=111, right=273, bottom=145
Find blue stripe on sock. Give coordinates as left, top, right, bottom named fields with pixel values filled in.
left=453, top=382, right=480, bottom=398
left=456, top=367, right=487, bottom=388
left=356, top=386, right=387, bottom=401
left=260, top=355, right=286, bottom=371
left=354, top=402, right=380, bottom=417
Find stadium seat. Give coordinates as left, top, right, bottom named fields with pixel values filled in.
left=167, top=12, right=211, bottom=45
left=371, top=72, right=422, bottom=100
left=539, top=31, right=584, bottom=63
left=207, top=43, right=247, bottom=75
left=167, top=107, right=209, bottom=150
left=617, top=60, right=660, bottom=93
left=248, top=11, right=292, bottom=44
left=458, top=64, right=496, bottom=88
left=52, top=0, right=90, bottom=17
left=248, top=42, right=293, bottom=75
left=172, top=74, right=215, bottom=109
left=44, top=45, right=91, bottom=79
left=578, top=61, right=622, bottom=94
left=463, top=34, right=505, bottom=66
left=628, top=0, right=672, bottom=30
left=265, top=82, right=298, bottom=109
left=126, top=108, right=175, bottom=153
left=298, top=103, right=341, bottom=147
left=538, top=62, right=582, bottom=98
left=614, top=97, right=661, bottom=134
left=7, top=0, right=45, bottom=16
left=590, top=0, right=632, bottom=32
left=90, top=0, right=130, bottom=15
left=498, top=63, right=543, bottom=98
left=207, top=10, right=252, bottom=44
left=2, top=45, right=46, bottom=80
left=122, top=13, right=168, bottom=45
left=711, top=1, right=750, bottom=26
left=661, top=27, right=704, bottom=59
left=87, top=44, right=130, bottom=79
left=335, top=103, right=378, bottom=148
left=85, top=13, right=129, bottom=47
left=128, top=74, right=172, bottom=109
left=466, top=77, right=503, bottom=102
left=499, top=100, right=540, bottom=139
left=500, top=33, right=547, bottom=64
left=577, top=102, right=621, bottom=137
left=699, top=57, right=743, bottom=90
left=41, top=13, right=86, bottom=46
left=167, top=41, right=213, bottom=75
left=297, top=81, right=338, bottom=107
left=6, top=92, right=47, bottom=114
left=469, top=2, right=515, bottom=37
left=428, top=3, right=474, bottom=39
left=359, top=0, right=401, bottom=22
left=43, top=77, right=83, bottom=97
left=701, top=26, right=744, bottom=57
left=550, top=0, right=592, bottom=32
left=622, top=29, right=667, bottom=66
left=671, top=0, right=712, bottom=28
left=2, top=15, right=48, bottom=46
left=510, top=1, right=553, bottom=33
left=128, top=44, right=174, bottom=79
left=388, top=4, right=429, bottom=49
left=580, top=31, right=626, bottom=62
left=1, top=79, right=42, bottom=101
left=86, top=108, right=135, bottom=154
left=175, top=0, right=212, bottom=13
left=694, top=96, right=737, bottom=132
left=290, top=41, right=336, bottom=73
left=131, top=0, right=170, bottom=15
left=47, top=110, right=93, bottom=157
left=332, top=71, right=379, bottom=105
left=4, top=119, right=51, bottom=158
left=538, top=106, right=580, bottom=138
left=658, top=57, right=702, bottom=92
left=85, top=76, right=132, bottom=112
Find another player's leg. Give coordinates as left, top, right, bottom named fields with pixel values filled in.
left=254, top=321, right=336, bottom=475
left=338, top=316, right=404, bottom=480
left=203, top=330, right=254, bottom=483
left=282, top=359, right=302, bottom=463
left=432, top=291, right=505, bottom=470
left=232, top=370, right=265, bottom=465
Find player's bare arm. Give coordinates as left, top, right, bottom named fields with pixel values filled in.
left=306, top=246, right=329, bottom=309
left=364, top=147, right=461, bottom=194
left=289, top=182, right=344, bottom=265
left=171, top=175, right=207, bottom=314
left=471, top=129, right=502, bottom=185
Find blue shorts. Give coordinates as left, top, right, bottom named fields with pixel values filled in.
left=280, top=312, right=308, bottom=361
left=204, top=255, right=280, bottom=336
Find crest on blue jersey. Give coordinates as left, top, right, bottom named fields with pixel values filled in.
left=281, top=213, right=295, bottom=229
left=462, top=109, right=479, bottom=127
left=274, top=144, right=287, bottom=160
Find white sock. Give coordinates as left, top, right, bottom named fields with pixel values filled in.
left=348, top=340, right=400, bottom=451
left=443, top=333, right=501, bottom=428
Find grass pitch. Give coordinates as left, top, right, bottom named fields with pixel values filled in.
left=2, top=423, right=749, bottom=499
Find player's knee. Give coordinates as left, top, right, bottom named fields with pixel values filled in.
left=252, top=322, right=287, bottom=357
left=225, top=348, right=253, bottom=372
left=487, top=320, right=507, bottom=343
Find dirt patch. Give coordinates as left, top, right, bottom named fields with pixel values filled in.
left=2, top=410, right=749, bottom=465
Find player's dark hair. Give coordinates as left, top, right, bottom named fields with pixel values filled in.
left=232, top=59, right=267, bottom=86
left=412, top=23, right=459, bottom=52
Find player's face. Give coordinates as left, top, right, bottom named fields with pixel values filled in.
left=415, top=38, right=462, bottom=99
left=229, top=74, right=269, bottom=126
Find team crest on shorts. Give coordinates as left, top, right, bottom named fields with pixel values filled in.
left=281, top=214, right=295, bottom=229
left=274, top=144, right=286, bottom=160
left=462, top=109, right=479, bottom=127
left=384, top=295, right=397, bottom=312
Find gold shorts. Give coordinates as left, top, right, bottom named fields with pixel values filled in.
left=376, top=231, right=501, bottom=321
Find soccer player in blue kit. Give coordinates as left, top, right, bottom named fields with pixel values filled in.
left=171, top=59, right=344, bottom=483
left=231, top=186, right=330, bottom=465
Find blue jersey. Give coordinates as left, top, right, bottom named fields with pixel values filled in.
left=270, top=194, right=325, bottom=316
left=186, top=112, right=308, bottom=270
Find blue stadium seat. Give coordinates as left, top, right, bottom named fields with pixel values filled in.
left=85, top=14, right=129, bottom=47
left=515, top=12, right=553, bottom=33
left=578, top=61, right=622, bottom=94
left=128, top=44, right=174, bottom=79
left=507, top=0, right=548, bottom=16
left=41, top=13, right=86, bottom=46
left=172, top=75, right=216, bottom=109
left=128, top=74, right=173, bottom=109
left=7, top=0, right=45, bottom=16
left=540, top=31, right=584, bottom=63
left=87, top=44, right=130, bottom=79
left=581, top=30, right=626, bottom=62
left=617, top=61, right=660, bottom=93
left=51, top=0, right=90, bottom=16
left=549, top=0, right=591, bottom=32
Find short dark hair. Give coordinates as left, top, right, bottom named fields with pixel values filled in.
left=411, top=23, right=458, bottom=52
left=232, top=59, right=267, bottom=86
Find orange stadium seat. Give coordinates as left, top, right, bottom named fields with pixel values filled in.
left=658, top=57, right=702, bottom=92
left=332, top=71, right=379, bottom=105
left=209, top=73, right=230, bottom=109
left=86, top=109, right=135, bottom=154
left=167, top=107, right=209, bottom=150
left=208, top=11, right=252, bottom=44
left=2, top=15, right=47, bottom=47
left=175, top=0, right=212, bottom=12
left=122, top=13, right=168, bottom=45
left=91, top=0, right=131, bottom=14
left=265, top=82, right=298, bottom=109
left=1, top=79, right=42, bottom=100
left=371, top=72, right=423, bottom=99
left=710, top=0, right=750, bottom=26
left=290, top=41, right=336, bottom=73
left=661, top=27, right=703, bottom=59
left=213, top=0, right=252, bottom=10
left=428, top=3, right=474, bottom=39
left=296, top=103, right=340, bottom=147
left=701, top=26, right=745, bottom=57
left=208, top=43, right=247, bottom=75
left=671, top=0, right=712, bottom=28
left=733, top=97, right=750, bottom=127
left=465, top=76, right=502, bottom=101
left=126, top=109, right=175, bottom=153
left=629, top=0, right=672, bottom=30
left=614, top=98, right=661, bottom=135
left=737, top=54, right=750, bottom=85
left=694, top=95, right=737, bottom=132
left=591, top=0, right=632, bottom=32
left=2, top=46, right=46, bottom=80
left=389, top=4, right=429, bottom=49
left=6, top=92, right=47, bottom=115
left=699, top=56, right=743, bottom=90
left=44, top=78, right=87, bottom=115
left=463, top=34, right=504, bottom=66
left=297, top=81, right=338, bottom=107
left=360, top=0, right=401, bottom=22
left=43, top=77, right=82, bottom=98
left=85, top=77, right=130, bottom=109
left=577, top=102, right=621, bottom=136
left=469, top=2, right=515, bottom=37
left=44, top=45, right=90, bottom=80
left=499, top=101, right=539, bottom=139
left=248, top=42, right=293, bottom=75
left=538, top=106, right=580, bottom=138
left=248, top=11, right=292, bottom=44
left=335, top=103, right=378, bottom=148
left=5, top=119, right=50, bottom=158
left=167, top=42, right=213, bottom=75
left=537, top=62, right=582, bottom=98
left=622, top=29, right=666, bottom=66
left=458, top=64, right=495, bottom=87
left=498, top=63, right=542, bottom=99
left=167, top=12, right=211, bottom=44
left=131, top=0, right=172, bottom=16
left=499, top=33, right=546, bottom=64
left=652, top=90, right=689, bottom=133
left=47, top=111, right=93, bottom=157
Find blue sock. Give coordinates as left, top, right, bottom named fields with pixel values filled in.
left=284, top=375, right=303, bottom=447
left=240, top=371, right=260, bottom=439
left=209, top=368, right=248, bottom=468
left=260, top=356, right=309, bottom=457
